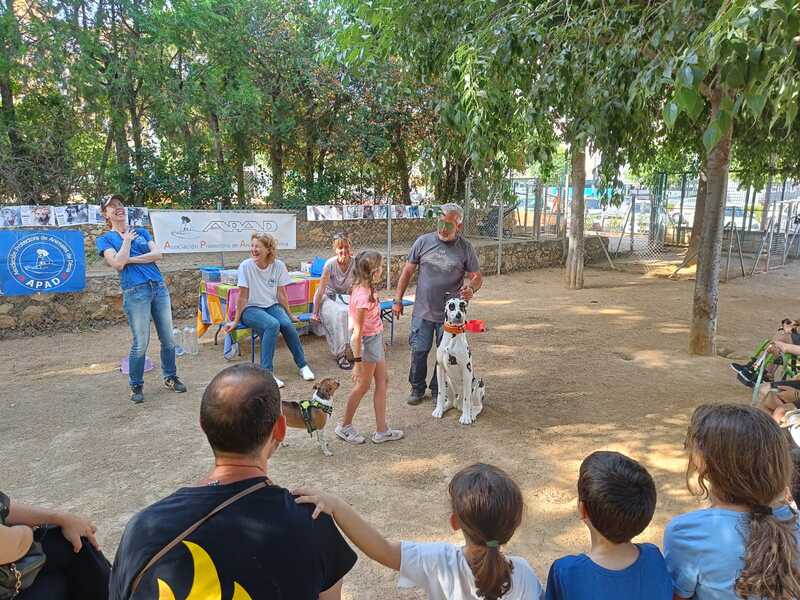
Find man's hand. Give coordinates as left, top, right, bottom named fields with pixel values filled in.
left=56, top=512, right=99, bottom=552
left=460, top=285, right=474, bottom=301
left=773, top=341, right=789, bottom=353
left=292, top=488, right=344, bottom=520
left=311, top=312, right=321, bottom=322
left=223, top=320, right=238, bottom=334
left=392, top=300, right=404, bottom=318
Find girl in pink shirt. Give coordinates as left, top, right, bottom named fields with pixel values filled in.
left=336, top=251, right=404, bottom=445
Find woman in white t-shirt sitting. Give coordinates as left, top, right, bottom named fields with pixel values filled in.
left=294, top=463, right=544, bottom=600
left=225, top=233, right=314, bottom=388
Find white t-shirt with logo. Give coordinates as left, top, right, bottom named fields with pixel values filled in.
left=237, top=258, right=291, bottom=309
left=398, top=541, right=544, bottom=600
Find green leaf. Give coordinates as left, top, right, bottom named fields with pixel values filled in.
left=676, top=86, right=704, bottom=120
left=703, top=122, right=722, bottom=153
left=679, top=65, right=694, bottom=87
left=722, top=61, right=746, bottom=88
left=746, top=92, right=767, bottom=118
left=663, top=101, right=680, bottom=129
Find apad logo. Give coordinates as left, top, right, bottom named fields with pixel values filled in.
left=169, top=215, right=279, bottom=239
left=7, top=233, right=76, bottom=291
left=156, top=541, right=252, bottom=600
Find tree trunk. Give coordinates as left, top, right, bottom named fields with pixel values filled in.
left=95, top=129, right=114, bottom=198
left=236, top=155, right=245, bottom=205
left=269, top=138, right=283, bottom=205
left=760, top=174, right=773, bottom=230
left=689, top=85, right=733, bottom=356
left=128, top=93, right=144, bottom=198
left=673, top=172, right=707, bottom=270
left=304, top=121, right=315, bottom=195
left=393, top=127, right=411, bottom=204
left=533, top=180, right=543, bottom=240
left=565, top=144, right=586, bottom=289
left=209, top=110, right=225, bottom=172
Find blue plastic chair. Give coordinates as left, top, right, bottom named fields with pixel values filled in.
left=310, top=257, right=326, bottom=277
left=380, top=299, right=414, bottom=346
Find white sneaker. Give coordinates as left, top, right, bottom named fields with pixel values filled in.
left=273, top=375, right=285, bottom=388
left=299, top=365, right=315, bottom=381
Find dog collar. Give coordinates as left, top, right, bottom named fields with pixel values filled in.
left=311, top=391, right=334, bottom=409
left=444, top=323, right=466, bottom=335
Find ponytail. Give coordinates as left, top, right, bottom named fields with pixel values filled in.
left=736, top=508, right=800, bottom=600
left=448, top=464, right=523, bottom=600
left=466, top=544, right=514, bottom=600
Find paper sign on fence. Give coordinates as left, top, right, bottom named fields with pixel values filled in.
left=149, top=210, right=296, bottom=253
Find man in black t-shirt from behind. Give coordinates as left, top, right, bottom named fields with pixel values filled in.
left=110, top=363, right=356, bottom=600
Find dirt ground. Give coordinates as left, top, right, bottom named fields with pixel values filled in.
left=2, top=261, right=796, bottom=598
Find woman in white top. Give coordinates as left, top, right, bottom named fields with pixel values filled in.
left=294, top=463, right=544, bottom=600
left=225, top=233, right=314, bottom=388
left=311, top=234, right=356, bottom=369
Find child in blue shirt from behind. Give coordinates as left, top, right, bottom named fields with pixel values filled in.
left=545, top=451, right=672, bottom=600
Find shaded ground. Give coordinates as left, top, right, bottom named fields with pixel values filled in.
left=2, top=261, right=797, bottom=598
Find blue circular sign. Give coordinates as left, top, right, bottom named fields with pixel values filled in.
left=7, top=233, right=76, bottom=292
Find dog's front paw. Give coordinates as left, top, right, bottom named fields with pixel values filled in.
left=321, top=444, right=333, bottom=457
left=459, top=411, right=475, bottom=425
left=432, top=405, right=445, bottom=418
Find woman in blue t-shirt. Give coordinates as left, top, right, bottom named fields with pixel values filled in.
left=664, top=404, right=800, bottom=600
left=95, top=195, right=186, bottom=404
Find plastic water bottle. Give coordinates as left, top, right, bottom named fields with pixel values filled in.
left=189, top=326, right=199, bottom=355
left=173, top=327, right=185, bottom=357
left=183, top=326, right=193, bottom=356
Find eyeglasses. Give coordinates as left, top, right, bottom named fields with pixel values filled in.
left=437, top=220, right=455, bottom=231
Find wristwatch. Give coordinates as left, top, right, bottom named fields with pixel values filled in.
left=352, top=357, right=363, bottom=363
left=393, top=299, right=403, bottom=305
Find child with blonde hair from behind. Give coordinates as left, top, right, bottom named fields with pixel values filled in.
left=335, top=250, right=403, bottom=444
left=294, top=463, right=543, bottom=599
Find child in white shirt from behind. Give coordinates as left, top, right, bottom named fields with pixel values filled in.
left=294, top=463, right=543, bottom=600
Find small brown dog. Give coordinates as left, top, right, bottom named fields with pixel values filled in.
left=282, top=378, right=340, bottom=456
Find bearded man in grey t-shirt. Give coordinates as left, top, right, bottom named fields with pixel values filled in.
left=393, top=203, right=483, bottom=405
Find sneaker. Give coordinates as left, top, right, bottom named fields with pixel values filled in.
left=730, top=362, right=754, bottom=378
left=372, top=428, right=404, bottom=444
left=299, top=365, right=315, bottom=381
left=164, top=376, right=187, bottom=393
left=130, top=385, right=144, bottom=404
left=736, top=371, right=756, bottom=388
left=335, top=423, right=366, bottom=444
left=407, top=390, right=425, bottom=405
left=273, top=375, right=285, bottom=389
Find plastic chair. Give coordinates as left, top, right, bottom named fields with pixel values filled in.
left=380, top=299, right=414, bottom=346
left=310, top=257, right=326, bottom=277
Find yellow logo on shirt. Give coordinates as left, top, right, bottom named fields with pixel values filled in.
left=156, top=541, right=252, bottom=600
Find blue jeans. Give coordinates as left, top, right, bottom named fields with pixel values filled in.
left=241, top=304, right=307, bottom=372
left=408, top=316, right=443, bottom=396
left=122, top=280, right=177, bottom=387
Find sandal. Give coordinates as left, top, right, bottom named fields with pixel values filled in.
left=337, top=355, right=352, bottom=370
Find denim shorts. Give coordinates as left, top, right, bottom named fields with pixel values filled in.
left=361, top=333, right=385, bottom=363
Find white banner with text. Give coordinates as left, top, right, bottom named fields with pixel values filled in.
left=149, top=210, right=296, bottom=253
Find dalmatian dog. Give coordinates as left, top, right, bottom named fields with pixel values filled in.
left=433, top=297, right=485, bottom=425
